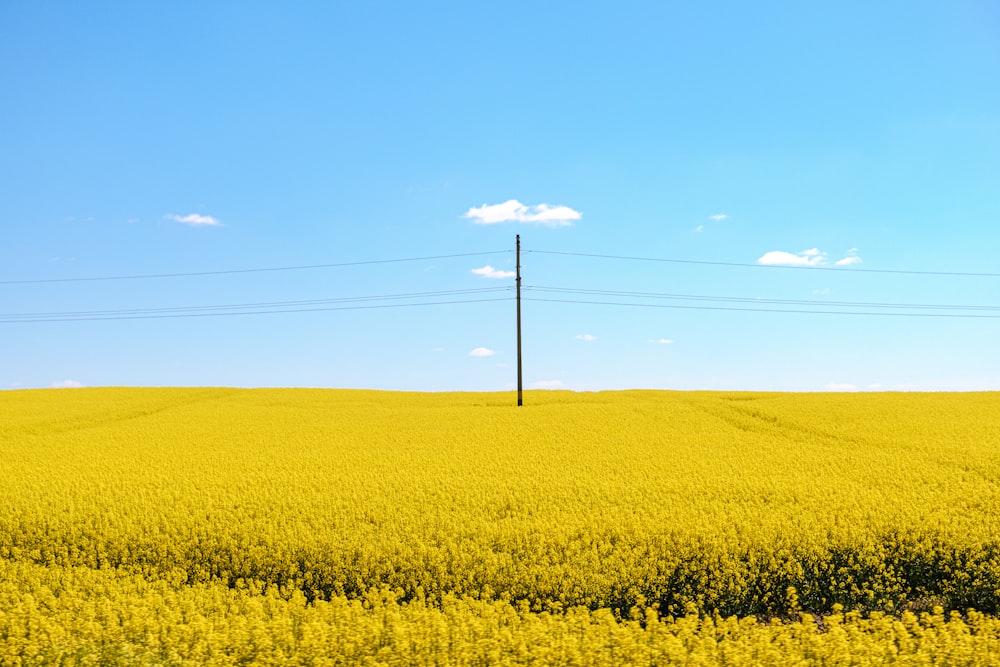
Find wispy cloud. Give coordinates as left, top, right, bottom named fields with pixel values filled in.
left=166, top=213, right=222, bottom=227
left=695, top=213, right=728, bottom=233
left=576, top=334, right=597, bottom=342
left=758, top=247, right=862, bottom=267
left=835, top=248, right=863, bottom=266
left=51, top=379, right=84, bottom=388
left=464, top=200, right=581, bottom=226
left=469, top=347, right=497, bottom=357
left=531, top=380, right=563, bottom=389
left=648, top=338, right=674, bottom=345
left=471, top=265, right=516, bottom=279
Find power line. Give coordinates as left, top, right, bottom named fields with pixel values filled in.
left=7, top=282, right=997, bottom=323
left=526, top=249, right=1000, bottom=278
left=5, top=244, right=998, bottom=325
left=0, top=250, right=511, bottom=285
left=1, top=298, right=511, bottom=323
left=1, top=288, right=510, bottom=319
left=523, top=296, right=1000, bottom=318
left=0, top=288, right=512, bottom=323
left=526, top=286, right=1000, bottom=312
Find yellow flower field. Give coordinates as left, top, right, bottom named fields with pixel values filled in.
left=1, top=388, right=999, bottom=664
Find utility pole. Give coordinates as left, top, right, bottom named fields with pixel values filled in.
left=516, top=234, right=523, bottom=407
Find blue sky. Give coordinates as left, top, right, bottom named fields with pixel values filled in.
left=2, top=1, right=998, bottom=392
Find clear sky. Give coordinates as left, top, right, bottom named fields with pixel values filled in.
left=2, top=1, right=998, bottom=392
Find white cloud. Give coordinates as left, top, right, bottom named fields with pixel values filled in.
left=835, top=248, right=863, bottom=266
left=464, top=200, right=581, bottom=226
left=166, top=213, right=222, bottom=226
left=471, top=265, right=516, bottom=279
left=648, top=338, right=674, bottom=345
left=812, top=288, right=831, bottom=296
left=825, top=382, right=857, bottom=391
left=576, top=334, right=597, bottom=342
left=51, top=379, right=84, bottom=388
left=866, top=383, right=884, bottom=391
left=709, top=213, right=728, bottom=221
left=758, top=247, right=862, bottom=267
left=757, top=248, right=827, bottom=267
left=531, top=380, right=563, bottom=389
left=469, top=347, right=497, bottom=357
left=693, top=225, right=704, bottom=233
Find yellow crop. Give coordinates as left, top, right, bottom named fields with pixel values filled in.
left=2, top=387, right=999, bottom=664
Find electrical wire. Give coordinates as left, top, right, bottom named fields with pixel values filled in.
left=0, top=288, right=513, bottom=323
left=526, top=286, right=1000, bottom=312
left=0, top=250, right=511, bottom=285
left=4, top=246, right=998, bottom=324
left=526, top=249, right=1000, bottom=278
left=523, top=296, right=1000, bottom=318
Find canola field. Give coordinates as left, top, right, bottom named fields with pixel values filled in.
left=2, top=387, right=1000, bottom=665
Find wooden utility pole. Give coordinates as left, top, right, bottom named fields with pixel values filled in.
left=516, top=234, right=523, bottom=407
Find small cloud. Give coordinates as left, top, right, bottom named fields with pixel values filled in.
left=812, top=288, right=831, bottom=296
left=757, top=248, right=827, bottom=267
left=758, top=247, right=861, bottom=268
left=432, top=347, right=446, bottom=352
left=127, top=218, right=139, bottom=224
left=531, top=380, right=563, bottom=389
left=8, top=381, right=23, bottom=388
left=471, top=265, right=516, bottom=279
left=693, top=225, right=704, bottom=233
left=576, top=334, right=597, bottom=342
left=825, top=382, right=857, bottom=391
left=835, top=248, right=862, bottom=266
left=166, top=213, right=222, bottom=227
left=648, top=338, right=674, bottom=345
left=469, top=347, right=497, bottom=357
left=464, top=200, right=581, bottom=226
left=51, top=379, right=84, bottom=388
left=709, top=213, right=728, bottom=221
left=866, top=383, right=884, bottom=390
